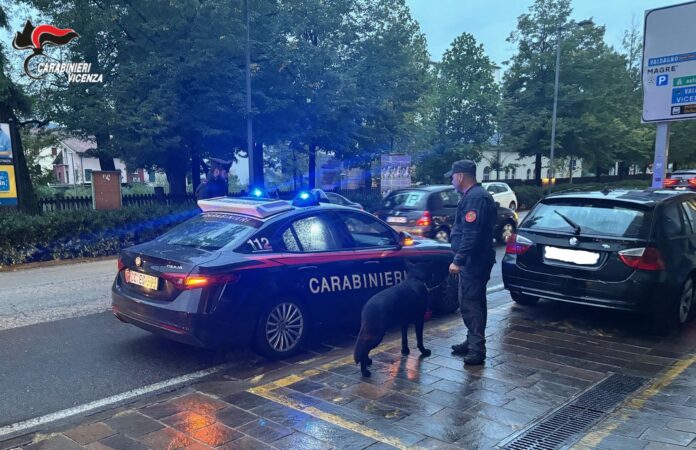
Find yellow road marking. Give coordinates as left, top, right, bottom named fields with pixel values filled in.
left=244, top=319, right=465, bottom=449
left=251, top=385, right=421, bottom=450
left=574, top=353, right=696, bottom=449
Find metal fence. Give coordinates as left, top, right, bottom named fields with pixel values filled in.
left=34, top=176, right=649, bottom=213
left=36, top=188, right=384, bottom=213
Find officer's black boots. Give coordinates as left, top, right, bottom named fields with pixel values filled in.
left=451, top=341, right=469, bottom=356
left=463, top=351, right=485, bottom=366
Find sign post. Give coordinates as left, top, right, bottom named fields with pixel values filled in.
left=651, top=123, right=670, bottom=188
left=643, top=2, right=696, bottom=187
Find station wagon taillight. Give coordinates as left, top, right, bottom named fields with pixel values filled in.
left=117, top=256, right=125, bottom=272
left=416, top=211, right=432, bottom=227
left=505, top=233, right=533, bottom=255
left=689, top=178, right=696, bottom=188
left=664, top=178, right=679, bottom=187
left=160, top=273, right=240, bottom=290
left=618, top=247, right=665, bottom=271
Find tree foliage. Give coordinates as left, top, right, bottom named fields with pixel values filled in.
left=413, top=32, right=498, bottom=184
left=500, top=0, right=652, bottom=181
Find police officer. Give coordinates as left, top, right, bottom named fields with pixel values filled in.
left=196, top=158, right=232, bottom=200
left=445, top=160, right=497, bottom=365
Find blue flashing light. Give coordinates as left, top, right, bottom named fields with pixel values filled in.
left=252, top=188, right=264, bottom=197
left=292, top=190, right=320, bottom=207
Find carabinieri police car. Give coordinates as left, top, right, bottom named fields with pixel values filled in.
left=112, top=192, right=455, bottom=358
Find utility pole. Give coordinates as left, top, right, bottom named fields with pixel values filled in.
left=549, top=19, right=594, bottom=183
left=244, top=0, right=255, bottom=189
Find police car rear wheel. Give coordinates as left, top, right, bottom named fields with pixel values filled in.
left=256, top=301, right=307, bottom=359
left=511, top=292, right=538, bottom=306
left=435, top=228, right=450, bottom=243
left=497, top=221, right=516, bottom=245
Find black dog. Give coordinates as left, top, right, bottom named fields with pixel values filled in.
left=353, top=262, right=432, bottom=377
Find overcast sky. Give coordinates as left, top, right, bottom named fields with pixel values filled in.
left=405, top=0, right=680, bottom=66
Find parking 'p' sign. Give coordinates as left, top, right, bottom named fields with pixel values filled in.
left=643, top=2, right=696, bottom=122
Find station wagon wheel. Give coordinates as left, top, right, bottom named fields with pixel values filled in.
left=656, top=277, right=695, bottom=332
left=255, top=300, right=307, bottom=359
left=678, top=278, right=694, bottom=325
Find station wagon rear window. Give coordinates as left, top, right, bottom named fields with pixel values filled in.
left=156, top=213, right=261, bottom=250
left=523, top=201, right=652, bottom=239
left=383, top=190, right=427, bottom=209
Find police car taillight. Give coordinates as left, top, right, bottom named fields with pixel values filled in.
left=161, top=273, right=240, bottom=290
left=505, top=234, right=533, bottom=255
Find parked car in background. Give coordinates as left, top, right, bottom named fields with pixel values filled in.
left=483, top=182, right=518, bottom=211
left=307, top=189, right=364, bottom=210
left=503, top=189, right=696, bottom=329
left=665, top=170, right=696, bottom=191
left=373, top=185, right=518, bottom=245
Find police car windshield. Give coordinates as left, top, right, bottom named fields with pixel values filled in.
left=523, top=201, right=650, bottom=238
left=156, top=213, right=260, bottom=251
left=383, top=190, right=427, bottom=210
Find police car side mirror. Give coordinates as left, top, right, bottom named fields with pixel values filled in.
left=398, top=231, right=414, bottom=248
left=495, top=201, right=500, bottom=207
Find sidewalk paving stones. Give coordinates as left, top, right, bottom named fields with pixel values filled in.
left=7, top=295, right=696, bottom=449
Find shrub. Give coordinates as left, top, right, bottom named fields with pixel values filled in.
left=0, top=204, right=199, bottom=266
left=511, top=185, right=544, bottom=210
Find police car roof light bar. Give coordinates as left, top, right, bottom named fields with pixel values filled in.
left=251, top=188, right=265, bottom=198
left=197, top=197, right=293, bottom=218
left=292, top=190, right=321, bottom=207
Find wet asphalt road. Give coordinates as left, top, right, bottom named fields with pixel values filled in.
left=0, top=246, right=508, bottom=429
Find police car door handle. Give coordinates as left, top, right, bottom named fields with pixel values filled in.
left=299, top=265, right=318, bottom=271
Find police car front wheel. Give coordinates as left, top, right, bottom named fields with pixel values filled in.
left=255, top=300, right=308, bottom=359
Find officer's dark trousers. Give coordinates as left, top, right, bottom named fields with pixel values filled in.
left=458, top=269, right=492, bottom=354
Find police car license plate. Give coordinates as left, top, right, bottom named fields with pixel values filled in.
left=387, top=216, right=408, bottom=224
left=125, top=269, right=159, bottom=290
left=544, top=246, right=599, bottom=265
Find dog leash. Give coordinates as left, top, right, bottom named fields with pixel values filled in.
left=424, top=277, right=449, bottom=293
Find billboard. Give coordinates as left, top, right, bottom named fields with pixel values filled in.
left=380, top=155, right=411, bottom=194
left=642, top=1, right=696, bottom=122
left=0, top=123, right=17, bottom=206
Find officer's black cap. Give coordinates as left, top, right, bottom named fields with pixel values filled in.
left=209, top=157, right=233, bottom=171
left=444, top=160, right=476, bottom=178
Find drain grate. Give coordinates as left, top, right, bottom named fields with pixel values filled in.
left=504, top=374, right=645, bottom=450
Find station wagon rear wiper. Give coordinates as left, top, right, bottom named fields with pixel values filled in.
left=554, top=210, right=582, bottom=235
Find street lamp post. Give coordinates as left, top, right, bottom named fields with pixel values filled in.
left=548, top=19, right=593, bottom=183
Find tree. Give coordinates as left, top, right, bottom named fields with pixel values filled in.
left=107, top=0, right=247, bottom=198
left=28, top=0, right=128, bottom=171
left=0, top=3, right=39, bottom=213
left=412, top=32, right=498, bottom=184
left=21, top=127, right=58, bottom=186
left=501, top=0, right=651, bottom=182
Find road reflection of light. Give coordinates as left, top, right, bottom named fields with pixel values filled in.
left=176, top=411, right=215, bottom=433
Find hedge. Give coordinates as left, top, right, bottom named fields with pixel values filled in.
left=514, top=179, right=653, bottom=210
left=0, top=204, right=199, bottom=266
